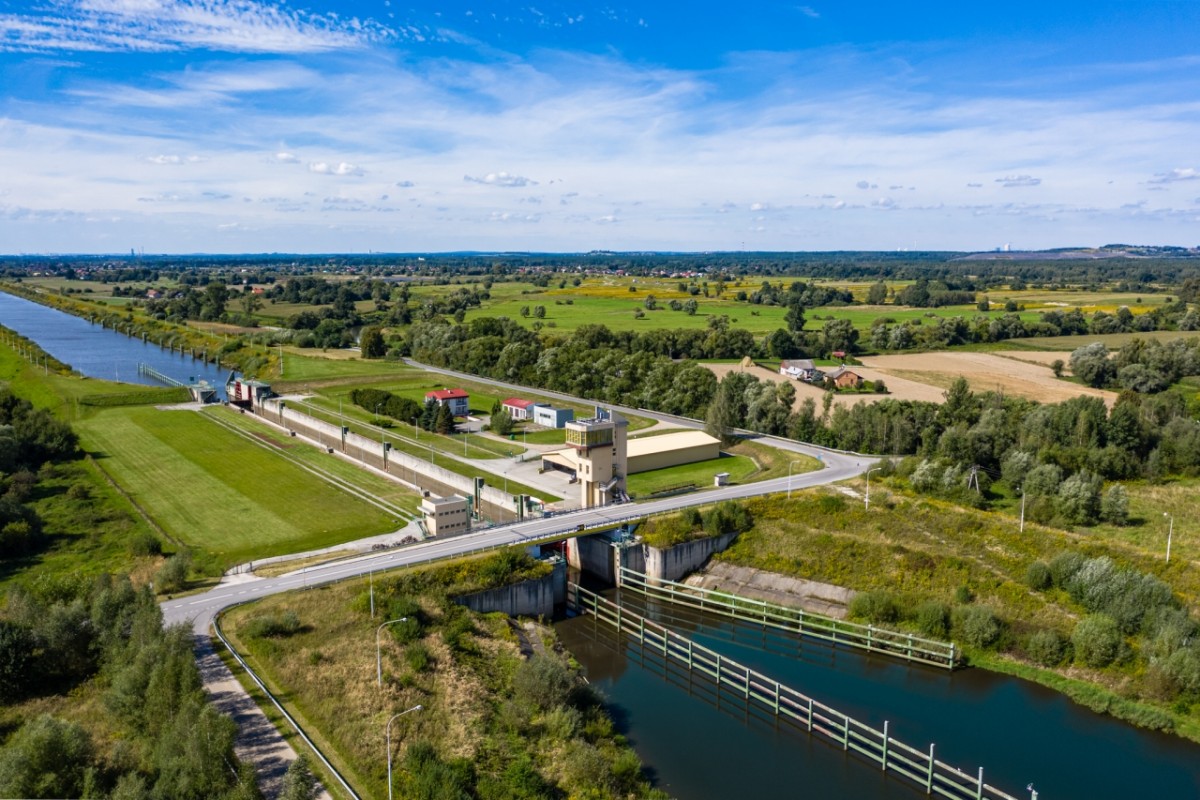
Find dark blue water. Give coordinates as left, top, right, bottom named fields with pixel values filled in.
left=556, top=590, right=1200, bottom=800
left=0, top=290, right=227, bottom=395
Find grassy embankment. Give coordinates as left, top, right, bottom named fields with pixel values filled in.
left=625, top=439, right=820, bottom=497
left=75, top=406, right=400, bottom=570
left=221, top=551, right=667, bottom=800
left=718, top=485, right=1200, bottom=742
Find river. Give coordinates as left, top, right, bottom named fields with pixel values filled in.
left=0, top=289, right=228, bottom=394
left=556, top=587, right=1200, bottom=800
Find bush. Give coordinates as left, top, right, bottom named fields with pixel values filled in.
left=914, top=601, right=950, bottom=639
left=1072, top=615, right=1122, bottom=668
left=513, top=654, right=575, bottom=712
left=1025, top=561, right=1052, bottom=591
left=128, top=530, right=163, bottom=557
left=0, top=715, right=94, bottom=800
left=154, top=553, right=191, bottom=593
left=952, top=605, right=1002, bottom=649
left=243, top=611, right=302, bottom=639
left=405, top=643, right=431, bottom=673
left=1048, top=552, right=1084, bottom=588
left=954, top=585, right=975, bottom=604
left=1025, top=629, right=1069, bottom=667
left=849, top=591, right=900, bottom=624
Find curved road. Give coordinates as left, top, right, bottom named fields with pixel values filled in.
left=162, top=368, right=875, bottom=798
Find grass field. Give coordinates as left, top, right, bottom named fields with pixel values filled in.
left=76, top=407, right=399, bottom=565
left=625, top=438, right=821, bottom=497
left=1003, top=330, right=1200, bottom=351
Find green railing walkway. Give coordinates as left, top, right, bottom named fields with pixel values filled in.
left=568, top=583, right=1028, bottom=800
left=617, top=567, right=957, bottom=670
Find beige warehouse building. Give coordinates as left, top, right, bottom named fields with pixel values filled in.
left=542, top=430, right=721, bottom=480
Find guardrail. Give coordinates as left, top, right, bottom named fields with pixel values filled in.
left=568, top=583, right=1027, bottom=800
left=617, top=567, right=957, bottom=669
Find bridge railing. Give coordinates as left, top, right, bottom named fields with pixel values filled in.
left=568, top=583, right=1026, bottom=800
left=617, top=567, right=957, bottom=669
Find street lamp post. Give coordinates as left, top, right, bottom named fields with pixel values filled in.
left=1019, top=489, right=1026, bottom=534
left=386, top=704, right=423, bottom=800
left=1165, top=512, right=1174, bottom=564
left=787, top=460, right=805, bottom=499
left=865, top=466, right=882, bottom=510
left=376, top=617, right=409, bottom=687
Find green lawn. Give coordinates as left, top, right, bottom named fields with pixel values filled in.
left=76, top=407, right=399, bottom=565
left=626, top=453, right=759, bottom=496
left=1003, top=330, right=1199, bottom=351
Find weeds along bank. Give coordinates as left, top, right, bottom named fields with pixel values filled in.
left=712, top=490, right=1200, bottom=742
left=221, top=550, right=668, bottom=800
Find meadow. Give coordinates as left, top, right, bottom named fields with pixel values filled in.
left=76, top=406, right=399, bottom=566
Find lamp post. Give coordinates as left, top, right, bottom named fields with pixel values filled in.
left=1164, top=512, right=1174, bottom=564
left=865, top=466, right=882, bottom=510
left=1019, top=488, right=1026, bottom=533
left=787, top=460, right=805, bottom=499
left=386, top=704, right=423, bottom=800
left=376, top=617, right=408, bottom=687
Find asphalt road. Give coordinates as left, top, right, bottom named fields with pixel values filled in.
left=161, top=449, right=869, bottom=632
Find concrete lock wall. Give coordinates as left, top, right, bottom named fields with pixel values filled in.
left=259, top=398, right=518, bottom=521
left=566, top=534, right=618, bottom=584
left=454, top=561, right=567, bottom=618
left=640, top=531, right=741, bottom=585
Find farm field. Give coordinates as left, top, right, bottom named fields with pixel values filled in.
left=76, top=406, right=399, bottom=565
left=705, top=350, right=1118, bottom=410
left=1004, top=330, right=1200, bottom=351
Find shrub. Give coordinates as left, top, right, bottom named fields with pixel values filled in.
left=952, top=605, right=1002, bottom=649
left=1025, top=561, right=1052, bottom=591
left=1100, top=485, right=1129, bottom=525
left=1071, top=615, right=1122, bottom=668
left=154, top=553, right=191, bottom=593
left=513, top=654, right=575, bottom=712
left=1025, top=629, right=1068, bottom=667
left=128, top=530, right=163, bottom=557
left=405, top=643, right=431, bottom=673
left=954, top=585, right=975, bottom=604
left=1048, top=552, right=1084, bottom=588
left=914, top=601, right=950, bottom=639
left=243, top=611, right=302, bottom=639
left=849, top=591, right=900, bottom=624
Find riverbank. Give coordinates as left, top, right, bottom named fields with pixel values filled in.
left=705, top=487, right=1200, bottom=744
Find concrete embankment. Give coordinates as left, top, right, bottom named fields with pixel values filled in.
left=455, top=559, right=568, bottom=618
left=684, top=561, right=856, bottom=619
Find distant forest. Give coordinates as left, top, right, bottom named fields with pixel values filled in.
left=4, top=246, right=1200, bottom=287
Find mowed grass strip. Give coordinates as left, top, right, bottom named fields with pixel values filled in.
left=77, top=407, right=397, bottom=564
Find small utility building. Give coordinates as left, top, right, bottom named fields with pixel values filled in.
left=533, top=405, right=574, bottom=428
left=501, top=398, right=542, bottom=420
left=421, top=495, right=470, bottom=537
left=226, top=373, right=273, bottom=409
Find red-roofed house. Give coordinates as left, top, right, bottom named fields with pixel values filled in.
left=501, top=398, right=545, bottom=421
left=425, top=388, right=470, bottom=416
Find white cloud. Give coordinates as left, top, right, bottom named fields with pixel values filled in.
left=996, top=174, right=1042, bottom=187
left=1149, top=167, right=1199, bottom=183
left=275, top=152, right=300, bottom=163
left=796, top=6, right=821, bottom=19
left=147, top=154, right=200, bottom=165
left=309, top=161, right=363, bottom=176
left=0, top=0, right=395, bottom=54
left=749, top=202, right=766, bottom=211
left=464, top=171, right=537, bottom=187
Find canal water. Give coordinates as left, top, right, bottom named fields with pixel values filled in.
left=556, top=588, right=1200, bottom=800
left=0, top=290, right=227, bottom=395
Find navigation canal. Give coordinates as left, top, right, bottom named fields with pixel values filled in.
left=0, top=290, right=227, bottom=393
left=556, top=588, right=1200, bottom=800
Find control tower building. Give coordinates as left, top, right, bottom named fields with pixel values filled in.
left=564, top=407, right=628, bottom=508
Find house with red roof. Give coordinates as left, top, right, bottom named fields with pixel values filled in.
left=425, top=388, right=470, bottom=417
left=501, top=397, right=545, bottom=421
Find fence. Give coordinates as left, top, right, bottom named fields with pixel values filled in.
left=567, top=583, right=1028, bottom=800
left=617, top=567, right=957, bottom=669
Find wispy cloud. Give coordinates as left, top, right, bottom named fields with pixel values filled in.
left=996, top=174, right=1042, bottom=187
left=464, top=171, right=537, bottom=187
left=1149, top=167, right=1199, bottom=183
left=0, top=0, right=394, bottom=54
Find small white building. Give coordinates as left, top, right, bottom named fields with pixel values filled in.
left=533, top=405, right=574, bottom=429
left=425, top=388, right=470, bottom=417
left=779, top=359, right=823, bottom=383
left=501, top=398, right=543, bottom=421
left=421, top=495, right=470, bottom=537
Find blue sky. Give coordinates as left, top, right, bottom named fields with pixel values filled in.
left=1, top=1, right=1199, bottom=254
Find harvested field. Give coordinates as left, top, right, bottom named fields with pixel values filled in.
left=705, top=351, right=1117, bottom=411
